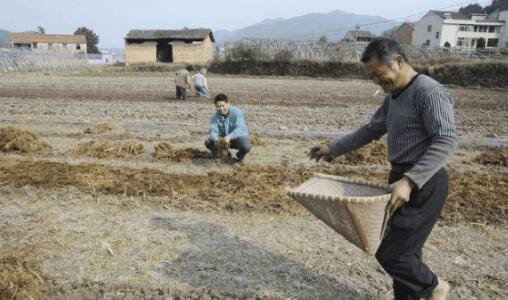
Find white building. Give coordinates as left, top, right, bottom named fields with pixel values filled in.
left=10, top=32, right=87, bottom=53
left=412, top=10, right=506, bottom=48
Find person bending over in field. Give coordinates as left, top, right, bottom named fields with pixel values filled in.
left=309, top=38, right=457, bottom=300
left=192, top=68, right=210, bottom=98
left=175, top=65, right=194, bottom=100
left=205, top=93, right=251, bottom=163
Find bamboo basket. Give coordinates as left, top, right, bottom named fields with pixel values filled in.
left=287, top=173, right=392, bottom=255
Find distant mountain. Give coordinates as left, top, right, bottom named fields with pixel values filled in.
left=214, top=10, right=398, bottom=45
left=0, top=28, right=10, bottom=47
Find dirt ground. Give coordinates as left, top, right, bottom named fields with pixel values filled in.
left=0, top=73, right=507, bottom=299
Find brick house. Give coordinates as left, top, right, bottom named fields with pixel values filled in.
left=388, top=22, right=414, bottom=45
left=124, top=28, right=215, bottom=65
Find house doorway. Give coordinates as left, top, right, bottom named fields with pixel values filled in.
left=156, top=41, right=173, bottom=63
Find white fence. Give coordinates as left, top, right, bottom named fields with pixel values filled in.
left=221, top=38, right=508, bottom=62
left=0, top=48, right=120, bottom=73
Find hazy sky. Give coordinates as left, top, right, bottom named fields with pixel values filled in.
left=1, top=0, right=490, bottom=48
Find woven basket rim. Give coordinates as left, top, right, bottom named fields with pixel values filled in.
left=286, top=173, right=392, bottom=204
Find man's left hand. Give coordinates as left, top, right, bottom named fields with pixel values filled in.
left=389, top=177, right=415, bottom=212
left=223, top=136, right=231, bottom=144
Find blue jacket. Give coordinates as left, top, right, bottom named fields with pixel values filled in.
left=208, top=106, right=249, bottom=141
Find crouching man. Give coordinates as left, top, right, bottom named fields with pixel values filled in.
left=205, top=93, right=252, bottom=163
left=309, top=38, right=457, bottom=300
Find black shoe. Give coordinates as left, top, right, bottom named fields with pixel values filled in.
left=235, top=154, right=246, bottom=164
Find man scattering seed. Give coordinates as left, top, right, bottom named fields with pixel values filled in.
left=309, top=37, right=457, bottom=300
left=205, top=93, right=251, bottom=163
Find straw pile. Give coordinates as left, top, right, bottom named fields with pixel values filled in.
left=0, top=251, right=46, bottom=300
left=0, top=126, right=51, bottom=154
left=0, top=156, right=505, bottom=224
left=216, top=138, right=231, bottom=158
left=474, top=146, right=508, bottom=167
left=84, top=123, right=114, bottom=134
left=154, top=142, right=219, bottom=162
left=72, top=139, right=145, bottom=158
left=334, top=140, right=387, bottom=165
left=249, top=134, right=266, bottom=146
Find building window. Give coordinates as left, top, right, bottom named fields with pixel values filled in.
left=32, top=42, right=38, bottom=49
left=427, top=25, right=432, bottom=32
left=425, top=40, right=430, bottom=46
left=457, top=37, right=465, bottom=47
left=436, top=32, right=440, bottom=39
left=489, top=26, right=495, bottom=33
left=487, top=38, right=499, bottom=47
left=459, top=25, right=473, bottom=32
left=48, top=43, right=53, bottom=49
left=76, top=44, right=81, bottom=50
left=63, top=43, right=67, bottom=49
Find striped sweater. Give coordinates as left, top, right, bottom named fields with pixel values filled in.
left=329, top=74, right=457, bottom=188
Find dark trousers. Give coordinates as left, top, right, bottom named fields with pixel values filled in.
left=176, top=86, right=187, bottom=100
left=205, top=137, right=252, bottom=161
left=376, top=166, right=448, bottom=300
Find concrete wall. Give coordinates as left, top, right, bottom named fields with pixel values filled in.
left=125, top=41, right=157, bottom=64
left=440, top=24, right=459, bottom=47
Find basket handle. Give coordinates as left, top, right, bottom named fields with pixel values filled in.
left=380, top=197, right=396, bottom=240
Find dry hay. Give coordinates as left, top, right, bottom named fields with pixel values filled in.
left=333, top=140, right=388, bottom=165
left=0, top=250, right=46, bottom=300
left=153, top=142, right=174, bottom=159
left=444, top=172, right=508, bottom=225
left=72, top=139, right=145, bottom=159
left=249, top=134, right=266, bottom=146
left=473, top=146, right=508, bottom=167
left=84, top=123, right=114, bottom=134
left=216, top=138, right=232, bottom=158
left=0, top=156, right=505, bottom=224
left=153, top=142, right=218, bottom=162
left=171, top=148, right=214, bottom=162
left=0, top=156, right=373, bottom=215
left=0, top=126, right=51, bottom=154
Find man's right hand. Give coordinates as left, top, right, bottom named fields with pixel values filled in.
left=308, top=144, right=334, bottom=162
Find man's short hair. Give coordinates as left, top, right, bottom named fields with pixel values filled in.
left=361, top=37, right=408, bottom=64
left=185, top=65, right=194, bottom=72
left=214, top=93, right=229, bottom=104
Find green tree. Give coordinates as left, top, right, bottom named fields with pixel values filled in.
left=485, top=0, right=508, bottom=14
left=459, top=3, right=484, bottom=15
left=74, top=27, right=100, bottom=54
left=36, top=26, right=45, bottom=34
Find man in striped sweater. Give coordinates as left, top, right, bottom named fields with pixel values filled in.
left=309, top=38, right=457, bottom=300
